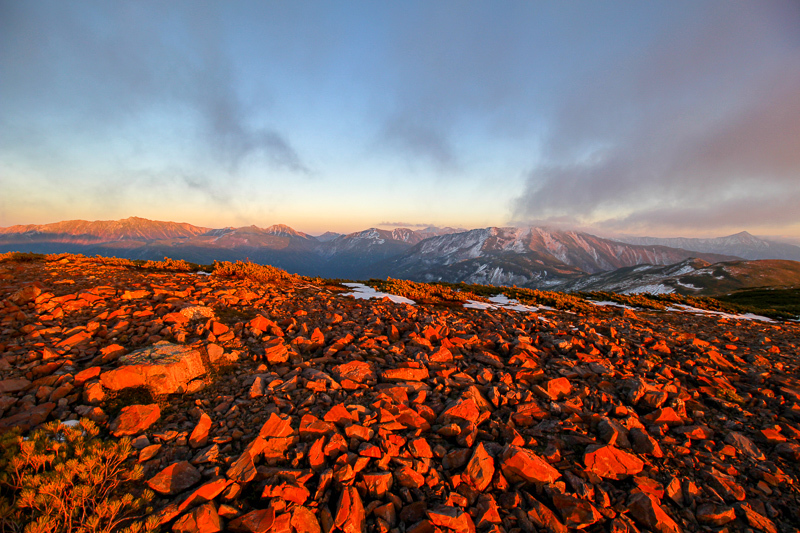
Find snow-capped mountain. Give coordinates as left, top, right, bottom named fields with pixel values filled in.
left=615, top=231, right=800, bottom=261
left=4, top=217, right=798, bottom=293
left=378, top=227, right=736, bottom=286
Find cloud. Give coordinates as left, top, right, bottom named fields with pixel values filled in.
left=511, top=1, right=800, bottom=235
left=200, top=81, right=309, bottom=174
left=599, top=188, right=800, bottom=233
left=378, top=117, right=457, bottom=171
left=378, top=221, right=434, bottom=228
left=0, top=1, right=310, bottom=181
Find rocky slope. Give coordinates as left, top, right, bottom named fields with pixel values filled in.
left=555, top=258, right=800, bottom=296
left=1, top=255, right=798, bottom=532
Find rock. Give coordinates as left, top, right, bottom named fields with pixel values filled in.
left=584, top=445, right=644, bottom=480
left=291, top=506, right=321, bottom=533
left=0, top=378, right=31, bottom=394
left=180, top=306, right=215, bottom=321
left=138, top=444, right=161, bottom=463
left=526, top=496, right=567, bottom=533
left=263, top=338, right=289, bottom=363
left=0, top=402, right=55, bottom=431
left=439, top=398, right=480, bottom=425
left=724, top=431, right=765, bottom=460
left=110, top=404, right=160, bottom=437
left=83, top=382, right=106, bottom=404
left=381, top=367, right=429, bottom=382
left=705, top=469, right=746, bottom=501
left=628, top=492, right=682, bottom=533
left=546, top=377, right=572, bottom=400
left=395, top=465, right=425, bottom=489
left=173, top=503, right=222, bottom=533
left=501, top=445, right=561, bottom=484
left=147, top=461, right=201, bottom=495
left=408, top=437, right=434, bottom=458
left=9, top=285, right=41, bottom=304
left=262, top=481, right=310, bottom=505
left=207, top=343, right=238, bottom=365
left=226, top=450, right=256, bottom=483
left=630, top=427, right=664, bottom=457
left=249, top=376, right=265, bottom=399
left=362, top=472, right=393, bottom=498
left=644, top=407, right=683, bottom=425
left=551, top=493, right=602, bottom=529
left=189, top=413, right=212, bottom=448
left=464, top=442, right=494, bottom=491
left=696, top=503, right=736, bottom=525
left=735, top=502, right=777, bottom=533
left=5, top=246, right=800, bottom=533
left=332, top=361, right=375, bottom=383
left=229, top=508, right=275, bottom=533
left=334, top=486, right=364, bottom=533
left=598, top=417, right=631, bottom=448
left=100, top=342, right=207, bottom=395
left=427, top=506, right=476, bottom=533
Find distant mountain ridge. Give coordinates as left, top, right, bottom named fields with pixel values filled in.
left=0, top=216, right=750, bottom=283
left=0, top=216, right=209, bottom=243
left=615, top=231, right=800, bottom=261
left=376, top=226, right=737, bottom=288
left=554, top=258, right=800, bottom=296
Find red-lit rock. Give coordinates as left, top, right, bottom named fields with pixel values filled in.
left=147, top=461, right=201, bottom=496
left=110, top=404, right=160, bottom=437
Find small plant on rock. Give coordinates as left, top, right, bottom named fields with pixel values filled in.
left=0, top=419, right=158, bottom=533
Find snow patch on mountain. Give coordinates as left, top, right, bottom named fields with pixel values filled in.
left=623, top=284, right=675, bottom=295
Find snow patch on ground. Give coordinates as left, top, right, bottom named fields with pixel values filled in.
left=342, top=283, right=416, bottom=305
left=464, top=300, right=495, bottom=310
left=667, top=304, right=774, bottom=323
left=464, top=294, right=543, bottom=314
left=675, top=281, right=700, bottom=290
left=589, top=301, right=636, bottom=310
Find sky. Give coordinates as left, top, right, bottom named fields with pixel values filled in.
left=2, top=1, right=799, bottom=239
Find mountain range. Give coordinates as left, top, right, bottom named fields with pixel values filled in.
left=2, top=217, right=800, bottom=295
left=615, top=231, right=800, bottom=261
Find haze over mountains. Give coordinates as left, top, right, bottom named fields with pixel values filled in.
left=615, top=232, right=800, bottom=261
left=3, top=217, right=800, bottom=295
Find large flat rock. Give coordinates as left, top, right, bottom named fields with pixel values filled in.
left=100, top=341, right=207, bottom=395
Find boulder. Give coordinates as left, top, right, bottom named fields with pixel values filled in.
left=100, top=341, right=207, bottom=395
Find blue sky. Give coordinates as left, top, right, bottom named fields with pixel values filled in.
left=2, top=1, right=799, bottom=238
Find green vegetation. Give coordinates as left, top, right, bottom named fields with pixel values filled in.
left=579, top=291, right=739, bottom=313
left=0, top=420, right=158, bottom=533
left=715, top=387, right=746, bottom=405
left=0, top=252, right=213, bottom=274
left=212, top=259, right=300, bottom=284
left=0, top=252, right=46, bottom=263
left=365, top=278, right=487, bottom=304
left=140, top=257, right=195, bottom=272
left=580, top=291, right=668, bottom=310
left=716, top=288, right=800, bottom=321
left=366, top=279, right=599, bottom=313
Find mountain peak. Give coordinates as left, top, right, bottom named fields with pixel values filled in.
left=264, top=224, right=309, bottom=239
